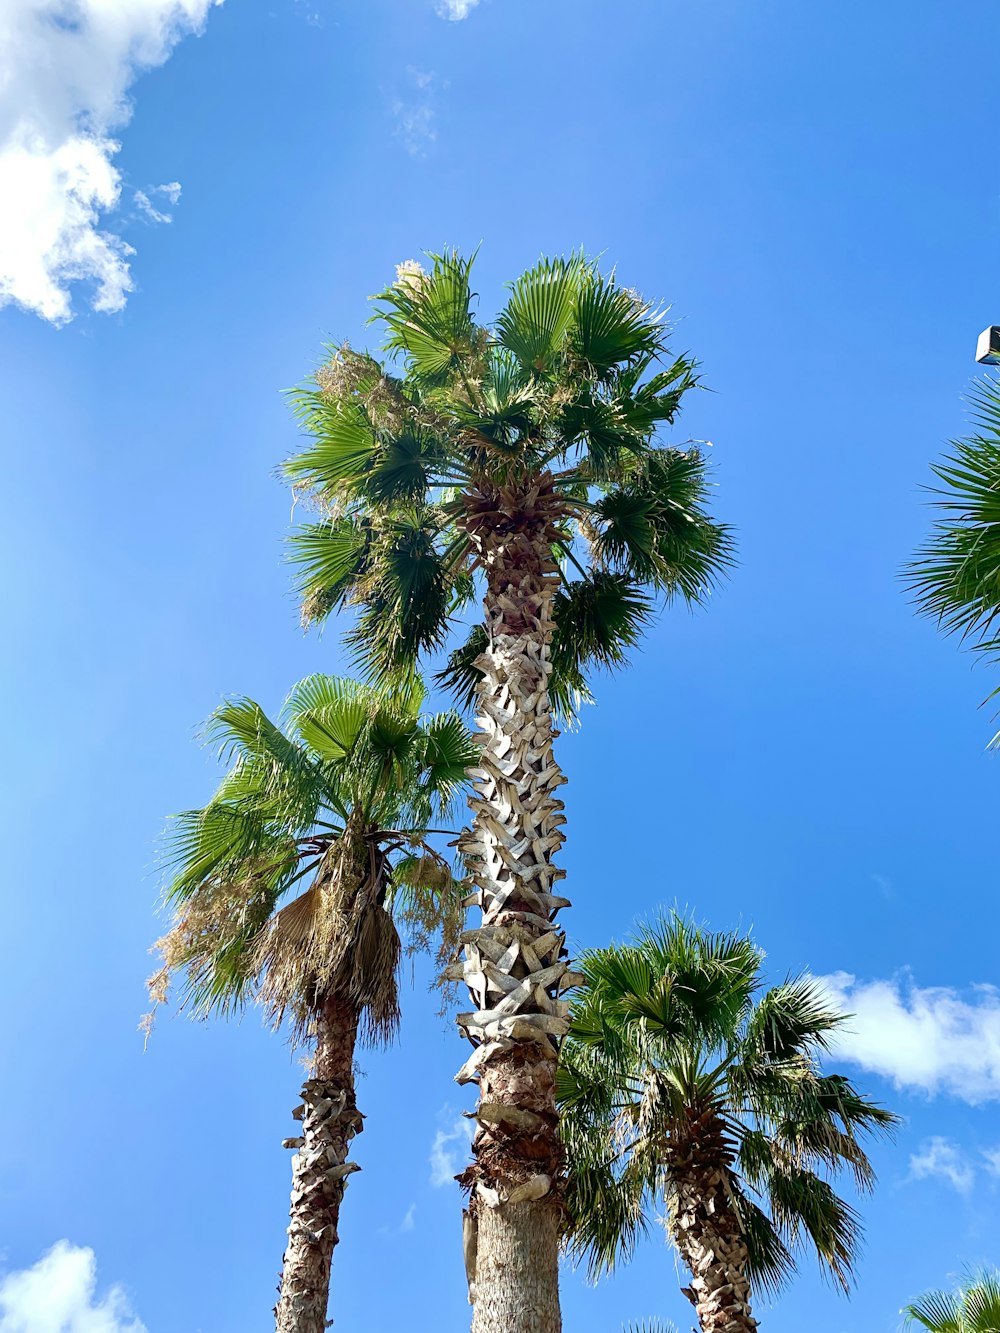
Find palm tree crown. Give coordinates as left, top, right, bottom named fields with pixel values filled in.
left=906, top=378, right=1000, bottom=728
left=284, top=250, right=733, bottom=707
left=558, top=916, right=898, bottom=1296
left=904, top=1269, right=1000, bottom=1333
left=150, top=674, right=476, bottom=1040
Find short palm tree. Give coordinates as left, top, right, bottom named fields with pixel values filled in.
left=150, top=675, right=476, bottom=1333
left=558, top=916, right=898, bottom=1333
left=904, top=1270, right=1000, bottom=1332
left=906, top=378, right=1000, bottom=738
left=284, top=251, right=733, bottom=1333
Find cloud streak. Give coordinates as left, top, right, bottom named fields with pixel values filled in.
left=430, top=1113, right=473, bottom=1187
left=0, top=0, right=220, bottom=325
left=392, top=68, right=440, bottom=158
left=818, top=971, right=1000, bottom=1103
left=0, top=1241, right=146, bottom=1332
left=436, top=0, right=481, bottom=18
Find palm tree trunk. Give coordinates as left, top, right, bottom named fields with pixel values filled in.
left=455, top=476, right=576, bottom=1333
left=274, top=994, right=362, bottom=1333
left=670, top=1161, right=758, bottom=1333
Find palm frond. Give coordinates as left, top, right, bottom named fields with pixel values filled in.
left=765, top=1163, right=861, bottom=1290
left=288, top=518, right=372, bottom=626
left=496, top=254, right=585, bottom=373
left=902, top=1288, right=964, bottom=1332
left=905, top=377, right=1000, bottom=663
left=283, top=393, right=376, bottom=492
left=570, top=270, right=667, bottom=375
left=372, top=251, right=478, bottom=385
left=552, top=572, right=654, bottom=677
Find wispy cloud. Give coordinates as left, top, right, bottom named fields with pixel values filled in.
left=436, top=0, right=481, bottom=18
left=909, top=1137, right=976, bottom=1194
left=0, top=1241, right=146, bottom=1332
left=0, top=0, right=220, bottom=325
left=430, top=1112, right=473, bottom=1187
left=391, top=68, right=440, bottom=158
left=400, top=1203, right=416, bottom=1232
left=134, top=182, right=182, bottom=225
left=817, top=971, right=1000, bottom=1103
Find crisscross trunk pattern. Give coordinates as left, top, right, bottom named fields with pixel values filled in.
left=668, top=1117, right=758, bottom=1333
left=452, top=475, right=579, bottom=1333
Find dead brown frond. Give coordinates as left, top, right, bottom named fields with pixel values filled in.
left=349, top=901, right=402, bottom=1046
left=394, top=853, right=468, bottom=1020
left=315, top=343, right=409, bottom=435
left=254, top=828, right=403, bottom=1047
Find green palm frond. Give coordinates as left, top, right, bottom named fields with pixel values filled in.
left=905, top=1269, right=1000, bottom=1333
left=495, top=254, right=586, bottom=373
left=288, top=518, right=372, bottom=625
left=372, top=250, right=478, bottom=384
left=283, top=393, right=376, bottom=491
left=761, top=1159, right=861, bottom=1291
left=904, top=1292, right=965, bottom=1333
left=551, top=572, right=654, bottom=677
left=570, top=269, right=668, bottom=374
left=732, top=1184, right=796, bottom=1298
left=906, top=377, right=1000, bottom=668
left=741, top=975, right=843, bottom=1061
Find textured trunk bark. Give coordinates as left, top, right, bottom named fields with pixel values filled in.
left=668, top=1124, right=758, bottom=1333
left=454, top=475, right=575, bottom=1333
left=274, top=995, right=362, bottom=1333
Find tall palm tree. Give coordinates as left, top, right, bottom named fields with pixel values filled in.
left=906, top=378, right=1000, bottom=739
left=904, top=1270, right=1000, bottom=1332
left=149, top=675, right=476, bottom=1333
left=283, top=251, right=733, bottom=1333
left=558, top=915, right=898, bottom=1333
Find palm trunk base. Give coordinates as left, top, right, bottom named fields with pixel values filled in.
left=469, top=1197, right=561, bottom=1333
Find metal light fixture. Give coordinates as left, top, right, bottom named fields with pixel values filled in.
left=976, top=326, right=1000, bottom=365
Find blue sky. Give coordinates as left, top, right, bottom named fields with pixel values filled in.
left=2, top=1, right=1000, bottom=1330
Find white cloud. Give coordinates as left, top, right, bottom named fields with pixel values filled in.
left=0, top=0, right=220, bottom=325
left=908, top=1137, right=975, bottom=1194
left=982, top=1146, right=1000, bottom=1177
left=430, top=1113, right=473, bottom=1187
left=817, top=971, right=1000, bottom=1103
left=400, top=1203, right=416, bottom=1232
left=133, top=182, right=181, bottom=224
left=0, top=1242, right=146, bottom=1333
left=435, top=0, right=480, bottom=18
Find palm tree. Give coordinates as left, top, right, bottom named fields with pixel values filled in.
left=904, top=1270, right=1000, bottom=1332
left=149, top=675, right=476, bottom=1333
left=283, top=251, right=733, bottom=1333
left=558, top=915, right=898, bottom=1333
left=905, top=378, right=1000, bottom=739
